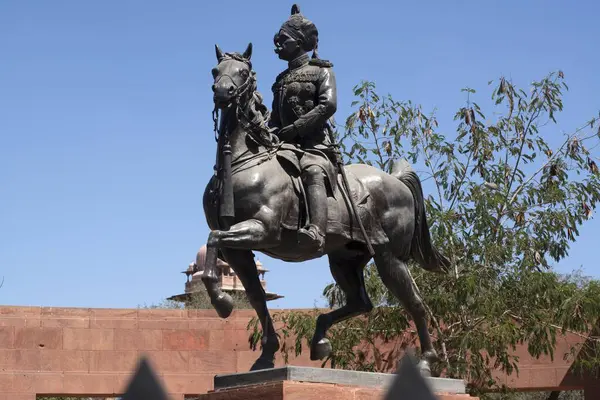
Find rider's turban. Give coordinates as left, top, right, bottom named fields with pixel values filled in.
left=277, top=4, right=319, bottom=56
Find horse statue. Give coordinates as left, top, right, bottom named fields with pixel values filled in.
left=198, top=42, right=450, bottom=376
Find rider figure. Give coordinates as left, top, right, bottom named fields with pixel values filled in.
left=269, top=4, right=337, bottom=253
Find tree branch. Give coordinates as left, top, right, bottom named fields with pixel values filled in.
left=507, top=123, right=597, bottom=206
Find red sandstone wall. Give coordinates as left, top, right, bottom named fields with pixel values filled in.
left=0, top=306, right=598, bottom=399
left=0, top=306, right=321, bottom=400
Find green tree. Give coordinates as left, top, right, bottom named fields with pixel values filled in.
left=250, top=71, right=600, bottom=397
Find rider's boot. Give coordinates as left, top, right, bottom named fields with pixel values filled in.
left=298, top=166, right=327, bottom=252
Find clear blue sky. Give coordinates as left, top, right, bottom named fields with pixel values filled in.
left=1, top=1, right=599, bottom=310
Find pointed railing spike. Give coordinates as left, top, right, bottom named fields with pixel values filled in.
left=383, top=352, right=438, bottom=400
left=121, top=354, right=170, bottom=400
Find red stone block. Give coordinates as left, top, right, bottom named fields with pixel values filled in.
left=42, top=317, right=90, bottom=329
left=40, top=349, right=90, bottom=372
left=236, top=350, right=261, bottom=371
left=0, top=350, right=16, bottom=369
left=90, top=309, right=139, bottom=329
left=14, top=327, right=62, bottom=349
left=113, top=372, right=134, bottom=394
left=163, top=329, right=209, bottom=351
left=0, top=349, right=41, bottom=371
left=0, top=306, right=41, bottom=318
left=0, top=318, right=25, bottom=328
left=189, top=350, right=237, bottom=373
left=115, top=328, right=162, bottom=351
left=187, top=310, right=221, bottom=319
left=24, top=318, right=42, bottom=328
left=90, top=308, right=138, bottom=319
left=528, top=366, right=558, bottom=389
left=2, top=318, right=42, bottom=328
left=0, top=327, right=14, bottom=349
left=63, top=328, right=114, bottom=350
left=145, top=350, right=189, bottom=373
left=11, top=372, right=37, bottom=392
left=62, top=372, right=121, bottom=394
left=139, top=319, right=190, bottom=330
left=138, top=309, right=186, bottom=320
left=0, top=373, right=13, bottom=392
left=188, top=317, right=227, bottom=330
left=0, top=394, right=36, bottom=400
left=355, top=387, right=385, bottom=400
left=34, top=372, right=64, bottom=392
left=231, top=309, right=256, bottom=318
left=161, top=372, right=213, bottom=394
left=90, top=350, right=139, bottom=372
left=229, top=318, right=253, bottom=331
left=42, top=307, right=91, bottom=318
left=283, top=381, right=355, bottom=400
left=209, top=329, right=251, bottom=351
left=91, top=317, right=138, bottom=329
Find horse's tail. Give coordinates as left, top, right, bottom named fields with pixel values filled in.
left=391, top=159, right=451, bottom=274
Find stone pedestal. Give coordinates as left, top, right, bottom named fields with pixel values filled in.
left=197, top=366, right=478, bottom=400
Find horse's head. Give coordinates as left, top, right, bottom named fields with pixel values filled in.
left=211, top=43, right=254, bottom=109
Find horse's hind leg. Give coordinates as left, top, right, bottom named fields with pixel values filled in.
left=373, top=250, right=438, bottom=376
left=220, top=248, right=279, bottom=371
left=310, top=246, right=373, bottom=361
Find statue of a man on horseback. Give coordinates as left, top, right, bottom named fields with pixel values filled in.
left=199, top=3, right=450, bottom=376
left=269, top=4, right=337, bottom=253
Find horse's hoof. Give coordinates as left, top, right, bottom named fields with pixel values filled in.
left=212, top=292, right=234, bottom=319
left=310, top=338, right=332, bottom=361
left=250, top=357, right=275, bottom=371
left=417, top=360, right=432, bottom=378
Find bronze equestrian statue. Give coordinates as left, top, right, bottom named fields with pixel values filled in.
left=199, top=4, right=450, bottom=376
left=268, top=4, right=337, bottom=253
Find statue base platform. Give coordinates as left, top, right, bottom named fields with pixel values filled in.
left=197, top=366, right=477, bottom=399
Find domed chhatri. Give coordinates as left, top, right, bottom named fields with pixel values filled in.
left=168, top=245, right=283, bottom=304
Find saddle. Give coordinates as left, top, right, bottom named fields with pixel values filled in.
left=275, top=143, right=388, bottom=246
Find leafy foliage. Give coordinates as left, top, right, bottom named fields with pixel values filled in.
left=249, top=72, right=600, bottom=396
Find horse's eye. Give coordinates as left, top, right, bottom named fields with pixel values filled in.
left=240, top=69, right=249, bottom=78
left=211, top=68, right=219, bottom=77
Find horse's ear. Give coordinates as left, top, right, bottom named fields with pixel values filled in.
left=291, top=4, right=300, bottom=15
left=243, top=43, right=253, bottom=61
left=215, top=44, right=224, bottom=62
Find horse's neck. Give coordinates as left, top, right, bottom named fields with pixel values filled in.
left=225, top=107, right=265, bottom=162
left=225, top=117, right=251, bottom=161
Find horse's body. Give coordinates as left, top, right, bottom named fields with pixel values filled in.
left=200, top=45, right=450, bottom=374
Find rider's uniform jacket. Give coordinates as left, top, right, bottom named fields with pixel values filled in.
left=269, top=53, right=337, bottom=149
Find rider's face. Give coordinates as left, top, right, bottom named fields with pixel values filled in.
left=274, top=31, right=301, bottom=61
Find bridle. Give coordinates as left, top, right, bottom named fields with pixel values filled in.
left=211, top=54, right=276, bottom=151
left=208, top=53, right=278, bottom=223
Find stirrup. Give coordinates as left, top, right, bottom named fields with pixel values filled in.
left=298, top=224, right=325, bottom=251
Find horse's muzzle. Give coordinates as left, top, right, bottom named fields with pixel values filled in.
left=213, top=84, right=235, bottom=109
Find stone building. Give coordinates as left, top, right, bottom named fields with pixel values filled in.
left=168, top=245, right=283, bottom=304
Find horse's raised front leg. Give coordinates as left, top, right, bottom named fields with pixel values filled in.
left=201, top=218, right=275, bottom=319
left=221, top=248, right=280, bottom=371
left=206, top=218, right=272, bottom=249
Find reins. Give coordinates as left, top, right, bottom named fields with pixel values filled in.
left=211, top=53, right=278, bottom=175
